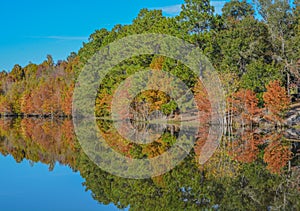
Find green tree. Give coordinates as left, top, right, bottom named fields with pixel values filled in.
left=222, top=0, right=254, bottom=21
left=179, top=0, right=215, bottom=34
left=254, top=0, right=298, bottom=93
left=216, top=17, right=272, bottom=75
left=241, top=60, right=283, bottom=94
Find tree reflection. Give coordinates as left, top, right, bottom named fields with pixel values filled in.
left=0, top=119, right=299, bottom=210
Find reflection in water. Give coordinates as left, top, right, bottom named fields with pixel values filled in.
left=0, top=118, right=300, bottom=210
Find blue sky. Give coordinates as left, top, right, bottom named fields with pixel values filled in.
left=0, top=0, right=228, bottom=71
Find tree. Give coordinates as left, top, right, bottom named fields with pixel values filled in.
left=10, top=64, right=25, bottom=81
left=216, top=17, right=272, bottom=75
left=263, top=80, right=290, bottom=122
left=0, top=95, right=11, bottom=114
left=179, top=0, right=215, bottom=34
left=254, top=0, right=297, bottom=93
left=222, top=0, right=254, bottom=21
left=228, top=89, right=261, bottom=125
left=46, top=54, right=54, bottom=67
left=240, top=60, right=283, bottom=95
left=193, top=80, right=211, bottom=123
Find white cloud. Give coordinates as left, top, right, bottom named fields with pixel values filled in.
left=161, top=4, right=182, bottom=15
left=151, top=4, right=182, bottom=16
left=151, top=1, right=228, bottom=16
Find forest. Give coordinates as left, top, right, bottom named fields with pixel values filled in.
left=0, top=0, right=298, bottom=125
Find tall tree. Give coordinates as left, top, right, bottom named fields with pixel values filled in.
left=222, top=0, right=255, bottom=21
left=179, top=0, right=215, bottom=34
left=254, top=0, right=297, bottom=93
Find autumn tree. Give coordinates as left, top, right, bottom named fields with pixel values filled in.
left=228, top=89, right=261, bottom=125
left=263, top=80, right=290, bottom=122
left=193, top=80, right=211, bottom=123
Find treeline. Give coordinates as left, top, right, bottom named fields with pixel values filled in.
left=0, top=0, right=299, bottom=121
left=0, top=54, right=77, bottom=117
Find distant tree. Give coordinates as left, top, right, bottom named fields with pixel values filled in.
left=216, top=17, right=272, bottom=75
left=46, top=54, right=54, bottom=67
left=240, top=60, right=283, bottom=95
left=10, top=64, right=25, bottom=81
left=0, top=95, right=11, bottom=114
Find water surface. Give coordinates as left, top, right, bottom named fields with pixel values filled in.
left=0, top=118, right=299, bottom=210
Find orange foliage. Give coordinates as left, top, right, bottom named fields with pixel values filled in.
left=228, top=89, right=261, bottom=124
left=193, top=80, right=211, bottom=124
left=20, top=119, right=78, bottom=166
left=150, top=56, right=164, bottom=71
left=229, top=131, right=263, bottom=163
left=263, top=134, right=292, bottom=174
left=263, top=80, right=290, bottom=122
left=21, top=79, right=74, bottom=116
left=61, top=82, right=74, bottom=116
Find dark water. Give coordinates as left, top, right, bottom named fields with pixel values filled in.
left=0, top=118, right=300, bottom=210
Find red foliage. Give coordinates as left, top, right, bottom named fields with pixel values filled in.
left=228, top=89, right=261, bottom=124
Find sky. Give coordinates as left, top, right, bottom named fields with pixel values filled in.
left=0, top=0, right=228, bottom=72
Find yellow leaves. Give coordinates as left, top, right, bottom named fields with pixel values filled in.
left=150, top=56, right=165, bottom=71
left=0, top=95, right=11, bottom=113
left=138, top=90, right=170, bottom=111
left=142, top=139, right=168, bottom=158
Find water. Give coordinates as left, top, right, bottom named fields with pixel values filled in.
left=0, top=118, right=299, bottom=210
left=0, top=156, right=120, bottom=211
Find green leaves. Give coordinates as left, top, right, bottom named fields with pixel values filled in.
left=241, top=60, right=283, bottom=94
left=179, top=0, right=215, bottom=34
left=222, top=0, right=254, bottom=21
